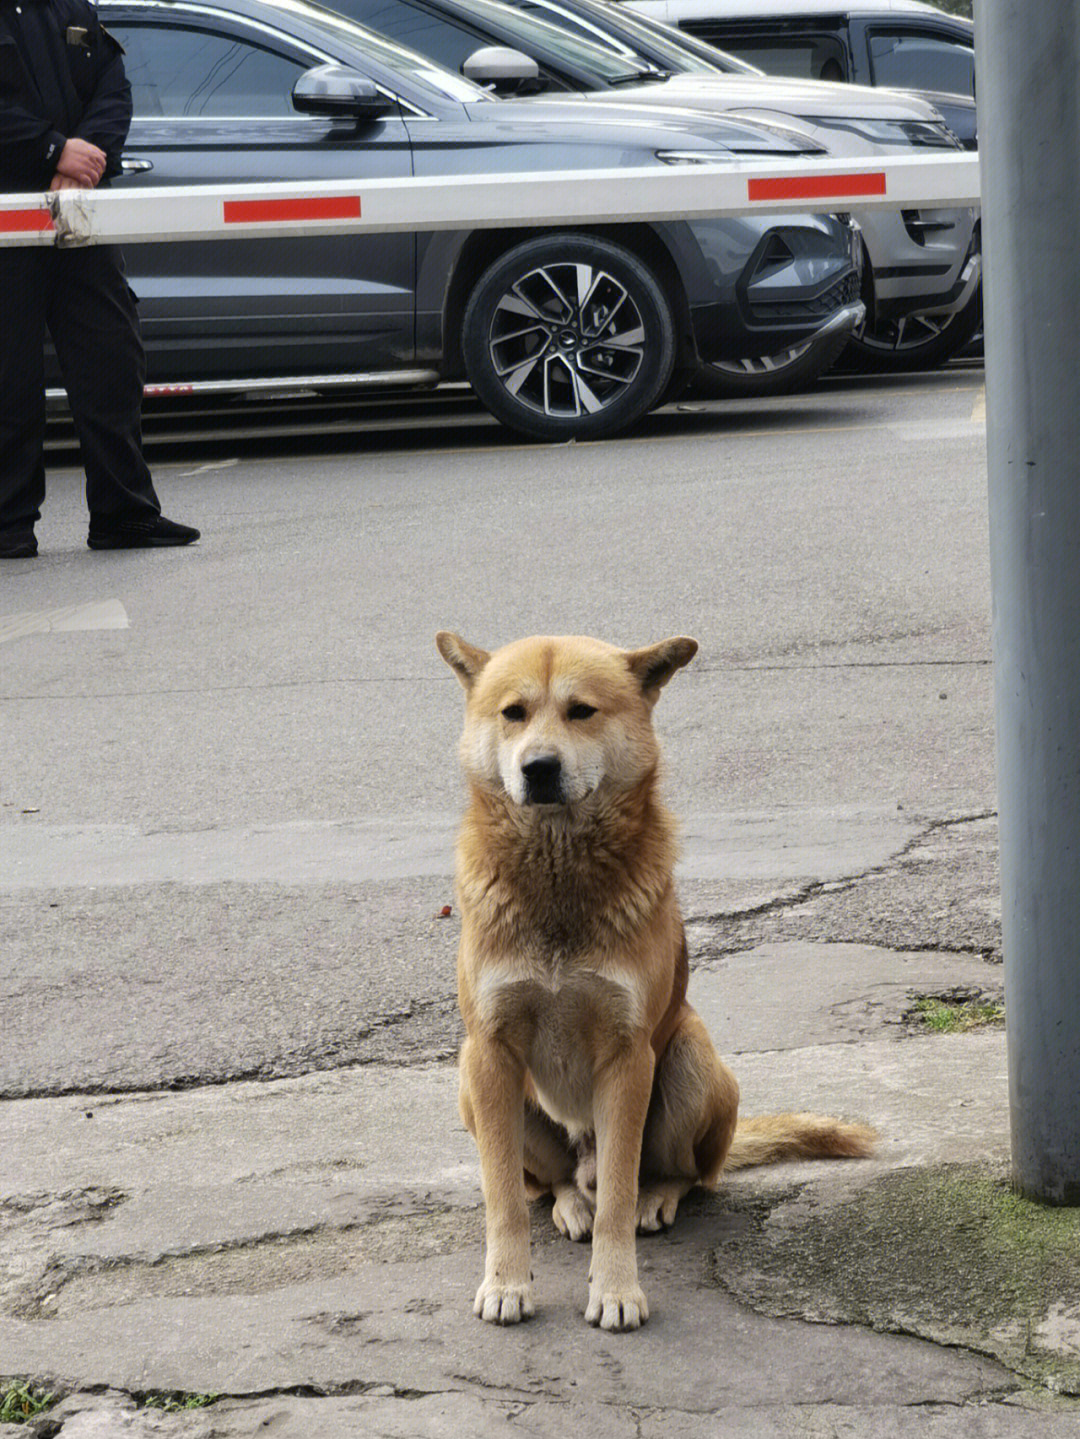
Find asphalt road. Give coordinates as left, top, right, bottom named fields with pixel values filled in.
left=1, top=364, right=996, bottom=1097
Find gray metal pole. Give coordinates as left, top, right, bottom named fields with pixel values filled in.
left=978, top=0, right=1080, bottom=1202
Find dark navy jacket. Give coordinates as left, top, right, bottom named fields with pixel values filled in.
left=0, top=0, right=131, bottom=190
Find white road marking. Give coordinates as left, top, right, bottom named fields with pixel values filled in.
left=886, top=418, right=986, bottom=443
left=971, top=388, right=986, bottom=424
left=179, top=458, right=238, bottom=476
left=0, top=599, right=129, bottom=645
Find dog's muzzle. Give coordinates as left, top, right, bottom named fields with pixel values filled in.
left=521, top=755, right=563, bottom=805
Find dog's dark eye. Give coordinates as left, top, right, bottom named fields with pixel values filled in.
left=567, top=703, right=597, bottom=721
left=501, top=704, right=526, bottom=722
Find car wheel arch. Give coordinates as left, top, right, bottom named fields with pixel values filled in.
left=436, top=222, right=697, bottom=380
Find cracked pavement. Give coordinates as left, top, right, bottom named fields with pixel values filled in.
left=8, top=819, right=1072, bottom=1438
left=6, top=373, right=1078, bottom=1436
left=0, top=808, right=998, bottom=1097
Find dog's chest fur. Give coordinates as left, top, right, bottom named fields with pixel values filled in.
left=493, top=965, right=641, bottom=1131
left=459, top=791, right=678, bottom=1129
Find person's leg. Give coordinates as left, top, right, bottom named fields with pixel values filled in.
left=0, top=249, right=49, bottom=556
left=48, top=246, right=198, bottom=548
left=46, top=245, right=164, bottom=526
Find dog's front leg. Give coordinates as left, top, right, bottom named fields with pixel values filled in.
left=460, top=1034, right=533, bottom=1324
left=587, top=1044, right=654, bottom=1331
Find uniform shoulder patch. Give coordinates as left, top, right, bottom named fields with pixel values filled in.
left=98, top=24, right=126, bottom=55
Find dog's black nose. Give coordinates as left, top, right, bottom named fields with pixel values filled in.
left=522, top=756, right=562, bottom=805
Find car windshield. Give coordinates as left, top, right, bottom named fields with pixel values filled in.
left=327, top=0, right=655, bottom=83
left=515, top=0, right=763, bottom=76
left=252, top=0, right=501, bottom=100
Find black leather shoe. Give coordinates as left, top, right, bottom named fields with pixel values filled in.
left=88, top=514, right=200, bottom=550
left=0, top=531, right=37, bottom=558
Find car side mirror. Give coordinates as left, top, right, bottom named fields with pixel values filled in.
left=292, top=64, right=393, bottom=119
left=462, top=46, right=543, bottom=96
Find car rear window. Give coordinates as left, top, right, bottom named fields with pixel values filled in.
left=686, top=26, right=848, bottom=82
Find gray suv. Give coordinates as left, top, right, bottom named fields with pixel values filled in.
left=87, top=0, right=861, bottom=440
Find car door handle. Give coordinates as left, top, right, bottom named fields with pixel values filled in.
left=121, top=157, right=154, bottom=174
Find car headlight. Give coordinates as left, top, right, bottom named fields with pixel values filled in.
left=897, top=120, right=964, bottom=149
left=657, top=132, right=827, bottom=163
left=815, top=117, right=963, bottom=149
left=656, top=150, right=729, bottom=165
left=719, top=112, right=830, bottom=154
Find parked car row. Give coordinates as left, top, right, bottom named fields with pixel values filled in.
left=62, top=0, right=977, bottom=442
left=432, top=0, right=982, bottom=377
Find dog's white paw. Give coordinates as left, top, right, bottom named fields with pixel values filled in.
left=474, top=1279, right=535, bottom=1325
left=636, top=1183, right=683, bottom=1233
left=553, top=1186, right=595, bottom=1241
left=585, top=1283, right=649, bottom=1331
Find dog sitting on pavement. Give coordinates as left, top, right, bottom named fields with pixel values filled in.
left=436, top=631, right=876, bottom=1332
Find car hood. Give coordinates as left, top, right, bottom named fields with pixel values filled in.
left=571, top=72, right=945, bottom=123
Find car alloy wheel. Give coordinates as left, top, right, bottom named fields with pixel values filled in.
left=488, top=262, right=644, bottom=417
left=462, top=235, right=676, bottom=441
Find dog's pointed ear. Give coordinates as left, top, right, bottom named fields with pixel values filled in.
left=625, top=637, right=698, bottom=698
left=436, top=632, right=491, bottom=691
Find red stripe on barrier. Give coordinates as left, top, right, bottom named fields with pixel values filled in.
left=748, top=173, right=888, bottom=201
left=223, top=196, right=362, bottom=224
left=0, top=209, right=54, bottom=233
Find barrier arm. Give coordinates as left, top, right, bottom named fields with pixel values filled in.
left=0, top=151, right=980, bottom=247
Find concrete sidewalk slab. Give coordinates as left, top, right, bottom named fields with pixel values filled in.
left=2, top=807, right=950, bottom=1100
left=3, top=945, right=1078, bottom=1437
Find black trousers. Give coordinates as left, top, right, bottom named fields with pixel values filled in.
left=0, top=244, right=161, bottom=535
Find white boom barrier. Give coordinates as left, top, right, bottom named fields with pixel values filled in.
left=0, top=151, right=979, bottom=247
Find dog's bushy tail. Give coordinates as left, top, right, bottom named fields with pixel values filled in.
left=724, top=1112, right=877, bottom=1171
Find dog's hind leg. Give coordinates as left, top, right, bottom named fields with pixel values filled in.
left=552, top=1183, right=595, bottom=1241
left=520, top=1099, right=594, bottom=1239
left=638, top=1008, right=739, bottom=1232
left=635, top=1177, right=694, bottom=1233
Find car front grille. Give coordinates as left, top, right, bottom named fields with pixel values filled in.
left=748, top=268, right=861, bottom=323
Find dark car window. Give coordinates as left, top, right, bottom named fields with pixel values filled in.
left=332, top=0, right=490, bottom=74
left=107, top=22, right=310, bottom=117
left=868, top=29, right=975, bottom=97
left=688, top=27, right=848, bottom=82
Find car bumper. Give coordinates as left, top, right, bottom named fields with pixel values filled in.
left=857, top=206, right=979, bottom=310
left=873, top=237, right=981, bottom=324
left=674, top=213, right=863, bottom=361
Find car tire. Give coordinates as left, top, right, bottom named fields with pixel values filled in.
left=461, top=234, right=676, bottom=441
left=692, top=328, right=850, bottom=399
left=840, top=283, right=983, bottom=374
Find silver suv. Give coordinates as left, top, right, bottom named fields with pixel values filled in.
left=623, top=0, right=976, bottom=143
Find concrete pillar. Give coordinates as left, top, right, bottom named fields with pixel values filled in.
left=978, top=0, right=1080, bottom=1201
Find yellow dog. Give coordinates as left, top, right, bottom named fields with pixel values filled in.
left=438, top=632, right=875, bottom=1331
